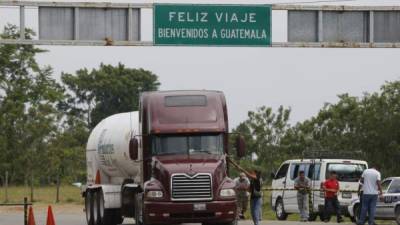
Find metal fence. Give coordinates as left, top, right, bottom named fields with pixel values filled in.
left=0, top=197, right=32, bottom=225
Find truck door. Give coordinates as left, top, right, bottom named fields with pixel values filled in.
left=272, top=163, right=289, bottom=209
left=382, top=179, right=400, bottom=218
left=308, top=162, right=322, bottom=212
left=376, top=179, right=392, bottom=217
left=284, top=163, right=311, bottom=213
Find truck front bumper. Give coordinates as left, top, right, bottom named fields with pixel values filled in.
left=144, top=200, right=237, bottom=224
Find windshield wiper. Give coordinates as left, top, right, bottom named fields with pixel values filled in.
left=193, top=150, right=213, bottom=154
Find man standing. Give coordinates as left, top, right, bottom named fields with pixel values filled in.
left=294, top=171, right=311, bottom=222
left=357, top=166, right=383, bottom=225
left=227, top=157, right=263, bottom=225
left=323, top=171, right=344, bottom=223
left=234, top=172, right=250, bottom=219
left=248, top=170, right=263, bottom=225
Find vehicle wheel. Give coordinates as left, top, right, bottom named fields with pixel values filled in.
left=98, top=190, right=123, bottom=225
left=353, top=204, right=361, bottom=224
left=134, top=193, right=144, bottom=225
left=227, top=219, right=238, bottom=225
left=103, top=209, right=123, bottom=225
left=93, top=191, right=101, bottom=225
left=275, top=198, right=288, bottom=220
left=395, top=206, right=400, bottom=225
left=319, top=214, right=330, bottom=222
left=85, top=192, right=94, bottom=225
left=308, top=213, right=318, bottom=221
left=202, top=220, right=237, bottom=225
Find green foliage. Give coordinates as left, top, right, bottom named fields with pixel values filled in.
left=0, top=25, right=64, bottom=184
left=232, top=106, right=292, bottom=181
left=234, top=81, right=400, bottom=179
left=0, top=24, right=161, bottom=186
left=61, top=63, right=160, bottom=128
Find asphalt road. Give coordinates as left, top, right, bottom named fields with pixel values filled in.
left=1, top=211, right=398, bottom=225
left=0, top=212, right=365, bottom=225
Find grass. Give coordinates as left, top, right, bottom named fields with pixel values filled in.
left=243, top=190, right=301, bottom=221
left=0, top=185, right=83, bottom=204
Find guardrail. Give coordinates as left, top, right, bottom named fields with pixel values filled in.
left=0, top=197, right=32, bottom=225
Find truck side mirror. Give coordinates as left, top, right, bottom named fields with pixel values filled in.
left=129, top=138, right=139, bottom=160
left=270, top=172, right=276, bottom=179
left=235, top=135, right=246, bottom=158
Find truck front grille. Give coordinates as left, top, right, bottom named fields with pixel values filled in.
left=171, top=173, right=212, bottom=201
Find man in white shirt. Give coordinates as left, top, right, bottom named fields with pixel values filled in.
left=357, top=166, right=383, bottom=225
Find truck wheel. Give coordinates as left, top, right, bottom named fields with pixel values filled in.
left=93, top=191, right=101, bottom=225
left=308, top=213, right=318, bottom=221
left=395, top=206, right=400, bottom=225
left=98, top=190, right=123, bottom=225
left=134, top=193, right=144, bottom=225
left=85, top=192, right=94, bottom=225
left=353, top=204, right=361, bottom=224
left=103, top=209, right=123, bottom=225
left=275, top=198, right=288, bottom=220
left=202, top=219, right=237, bottom=225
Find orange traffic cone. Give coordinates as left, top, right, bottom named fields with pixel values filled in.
left=27, top=206, right=36, bottom=225
left=46, top=205, right=56, bottom=225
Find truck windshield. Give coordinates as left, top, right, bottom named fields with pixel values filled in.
left=326, top=163, right=366, bottom=182
left=152, top=134, right=224, bottom=155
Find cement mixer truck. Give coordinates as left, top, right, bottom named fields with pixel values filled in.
left=82, top=90, right=246, bottom=225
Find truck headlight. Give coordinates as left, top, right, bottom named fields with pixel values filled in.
left=220, top=189, right=236, bottom=197
left=146, top=190, right=163, bottom=198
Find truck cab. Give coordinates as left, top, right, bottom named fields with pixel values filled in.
left=137, top=90, right=243, bottom=225
left=83, top=90, right=245, bottom=225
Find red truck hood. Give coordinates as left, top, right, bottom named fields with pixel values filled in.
left=151, top=154, right=228, bottom=199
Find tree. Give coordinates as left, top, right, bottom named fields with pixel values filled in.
left=285, top=82, right=400, bottom=176
left=0, top=24, right=64, bottom=184
left=232, top=106, right=291, bottom=181
left=61, top=63, right=160, bottom=128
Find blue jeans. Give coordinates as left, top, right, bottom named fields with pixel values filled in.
left=250, top=197, right=262, bottom=225
left=358, top=194, right=378, bottom=225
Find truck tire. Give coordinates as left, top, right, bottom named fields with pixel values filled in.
left=202, top=219, right=238, bottom=225
left=275, top=198, right=288, bottom=220
left=98, top=190, right=123, bottom=225
left=102, top=209, right=123, bottom=225
left=134, top=193, right=144, bottom=225
left=308, top=213, right=318, bottom=221
left=395, top=206, right=400, bottom=225
left=85, top=192, right=94, bottom=225
left=93, top=191, right=101, bottom=225
left=353, top=204, right=361, bottom=224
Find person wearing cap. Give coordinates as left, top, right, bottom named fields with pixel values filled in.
left=234, top=172, right=250, bottom=219
left=294, top=170, right=311, bottom=222
left=322, top=171, right=344, bottom=223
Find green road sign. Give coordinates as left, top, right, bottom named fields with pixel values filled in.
left=154, top=4, right=271, bottom=46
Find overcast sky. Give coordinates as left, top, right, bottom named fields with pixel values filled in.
left=1, top=0, right=400, bottom=128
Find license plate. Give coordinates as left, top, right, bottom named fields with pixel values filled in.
left=193, top=203, right=206, bottom=211
left=342, top=192, right=352, bottom=199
